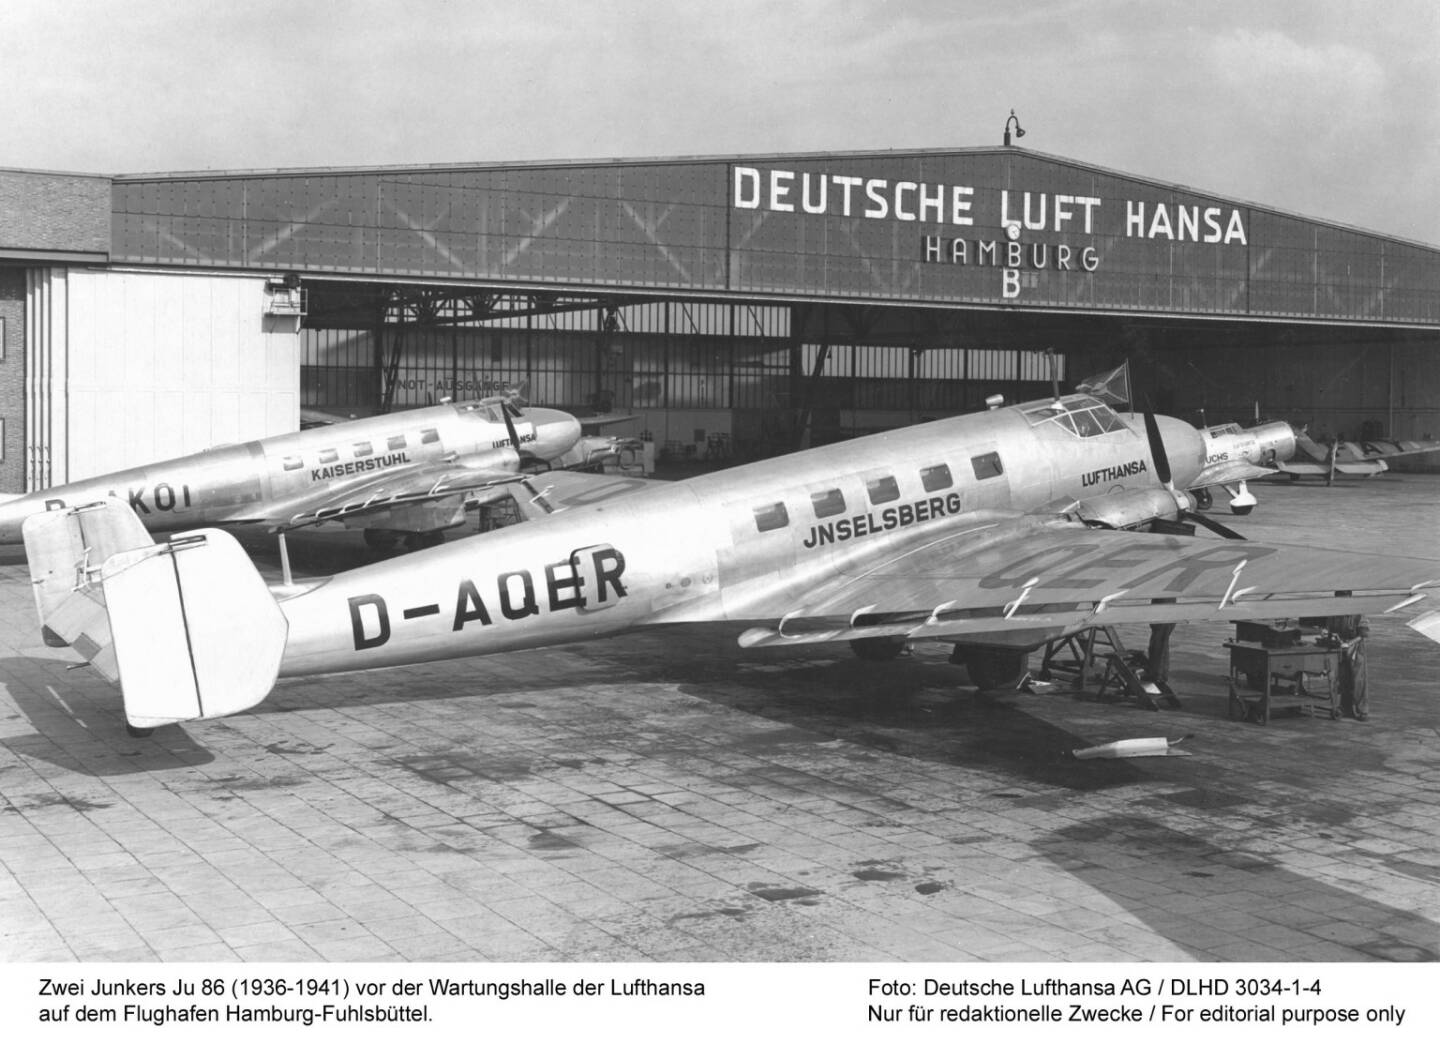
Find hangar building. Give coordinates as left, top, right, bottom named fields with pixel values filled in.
left=3, top=146, right=1439, bottom=494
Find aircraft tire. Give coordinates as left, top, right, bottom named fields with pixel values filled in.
left=1194, top=488, right=1214, bottom=510
left=1230, top=503, right=1255, bottom=516
left=964, top=648, right=1029, bottom=691
left=125, top=723, right=154, bottom=738
left=850, top=637, right=907, bottom=661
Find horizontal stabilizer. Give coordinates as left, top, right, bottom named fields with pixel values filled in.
left=23, top=498, right=156, bottom=674
left=102, top=529, right=288, bottom=729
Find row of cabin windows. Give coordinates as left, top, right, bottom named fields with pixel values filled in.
left=281, top=427, right=440, bottom=471
left=752, top=452, right=1005, bottom=533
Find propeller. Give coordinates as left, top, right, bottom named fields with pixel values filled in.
left=1142, top=411, right=1173, bottom=489
left=1185, top=511, right=1247, bottom=541
left=500, top=401, right=524, bottom=454
left=1145, top=410, right=1245, bottom=540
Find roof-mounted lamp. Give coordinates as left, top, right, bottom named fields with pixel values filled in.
left=1003, top=110, right=1025, bottom=146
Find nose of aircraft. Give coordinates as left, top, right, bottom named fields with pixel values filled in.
left=1250, top=420, right=1298, bottom=465
left=526, top=408, right=583, bottom=462
left=1154, top=414, right=1206, bottom=486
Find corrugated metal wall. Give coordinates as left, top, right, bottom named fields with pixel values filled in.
left=111, top=151, right=1440, bottom=325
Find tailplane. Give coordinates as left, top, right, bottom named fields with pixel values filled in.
left=24, top=499, right=287, bottom=729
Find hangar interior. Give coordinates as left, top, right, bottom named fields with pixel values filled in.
left=2, top=146, right=1439, bottom=492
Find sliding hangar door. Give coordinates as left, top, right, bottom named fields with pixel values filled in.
left=4, top=147, right=1439, bottom=490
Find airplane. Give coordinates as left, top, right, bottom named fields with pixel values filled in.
left=1074, top=361, right=1299, bottom=516
left=23, top=391, right=1440, bottom=735
left=1270, top=432, right=1440, bottom=483
left=0, top=395, right=585, bottom=555
left=1188, top=419, right=1299, bottom=513
left=544, top=412, right=645, bottom=473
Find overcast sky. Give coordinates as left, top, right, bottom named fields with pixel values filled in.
left=5, top=0, right=1438, bottom=245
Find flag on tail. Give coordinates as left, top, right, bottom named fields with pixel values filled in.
left=1076, top=360, right=1131, bottom=406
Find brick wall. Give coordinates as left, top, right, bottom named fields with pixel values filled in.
left=0, top=170, right=110, bottom=255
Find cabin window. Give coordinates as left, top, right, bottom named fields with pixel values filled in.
left=387, top=434, right=407, bottom=451
left=353, top=440, right=373, bottom=457
left=866, top=475, right=900, bottom=504
left=318, top=448, right=339, bottom=464
left=282, top=455, right=303, bottom=471
left=920, top=464, right=953, bottom=492
left=971, top=452, right=1004, bottom=479
left=420, top=428, right=440, bottom=444
left=753, top=502, right=790, bottom=532
left=811, top=489, right=846, bottom=518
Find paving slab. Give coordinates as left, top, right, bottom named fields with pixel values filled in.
left=2, top=474, right=1439, bottom=962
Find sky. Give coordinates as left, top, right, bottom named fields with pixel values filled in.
left=4, top=0, right=1439, bottom=245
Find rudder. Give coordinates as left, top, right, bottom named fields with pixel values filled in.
left=101, top=529, right=288, bottom=728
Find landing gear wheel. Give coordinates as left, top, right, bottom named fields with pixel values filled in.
left=1194, top=488, right=1214, bottom=511
left=850, top=637, right=907, bottom=661
left=1230, top=503, right=1255, bottom=516
left=363, top=528, right=400, bottom=552
left=125, top=723, right=154, bottom=738
left=963, top=649, right=1030, bottom=691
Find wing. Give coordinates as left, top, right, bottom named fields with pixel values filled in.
left=1274, top=460, right=1386, bottom=477
left=520, top=470, right=667, bottom=512
left=736, top=517, right=1440, bottom=650
left=1190, top=459, right=1276, bottom=488
left=218, top=458, right=526, bottom=530
left=1339, top=438, right=1440, bottom=462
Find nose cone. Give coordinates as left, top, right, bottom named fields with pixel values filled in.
left=1251, top=421, right=1298, bottom=465
left=1154, top=415, right=1206, bottom=486
left=526, top=408, right=583, bottom=462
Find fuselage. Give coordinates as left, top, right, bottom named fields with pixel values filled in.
left=277, top=395, right=1205, bottom=677
left=0, top=402, right=582, bottom=543
left=1199, top=420, right=1297, bottom=472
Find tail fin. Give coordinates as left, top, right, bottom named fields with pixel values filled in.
left=24, top=498, right=154, bottom=659
left=24, top=498, right=288, bottom=729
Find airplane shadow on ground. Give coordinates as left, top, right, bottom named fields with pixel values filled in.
left=1032, top=812, right=1440, bottom=961
left=0, top=655, right=216, bottom=777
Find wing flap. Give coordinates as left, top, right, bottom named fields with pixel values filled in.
left=736, top=520, right=1440, bottom=650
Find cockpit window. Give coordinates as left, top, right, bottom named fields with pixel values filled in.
left=1021, top=395, right=1125, bottom=438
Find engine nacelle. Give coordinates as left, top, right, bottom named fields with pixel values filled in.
left=1071, top=486, right=1194, bottom=530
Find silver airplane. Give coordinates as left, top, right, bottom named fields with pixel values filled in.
left=24, top=393, right=1440, bottom=733
left=1188, top=419, right=1299, bottom=513
left=0, top=396, right=583, bottom=553
left=1273, top=432, right=1440, bottom=483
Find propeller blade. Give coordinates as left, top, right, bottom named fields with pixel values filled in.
left=1181, top=511, right=1248, bottom=541
left=1143, top=412, right=1174, bottom=488
left=501, top=403, right=523, bottom=455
